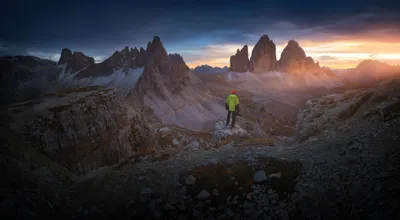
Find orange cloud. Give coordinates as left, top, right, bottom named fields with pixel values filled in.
left=186, top=45, right=254, bottom=68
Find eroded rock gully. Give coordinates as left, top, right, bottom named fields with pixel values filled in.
left=3, top=86, right=155, bottom=174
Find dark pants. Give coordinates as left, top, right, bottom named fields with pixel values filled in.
left=226, top=111, right=236, bottom=127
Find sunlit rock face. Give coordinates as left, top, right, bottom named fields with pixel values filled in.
left=336, top=60, right=400, bottom=88
left=278, top=40, right=336, bottom=76
left=296, top=78, right=400, bottom=142
left=229, top=45, right=249, bottom=72
left=249, top=35, right=277, bottom=73
left=351, top=59, right=400, bottom=81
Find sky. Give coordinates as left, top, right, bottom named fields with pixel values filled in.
left=1, top=0, right=399, bottom=69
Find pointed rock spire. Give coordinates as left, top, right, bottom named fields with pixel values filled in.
left=229, top=45, right=249, bottom=72
left=249, top=34, right=277, bottom=73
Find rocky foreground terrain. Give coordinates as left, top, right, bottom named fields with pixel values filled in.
left=1, top=76, right=400, bottom=219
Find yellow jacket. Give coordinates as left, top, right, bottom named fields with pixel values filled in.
left=226, top=94, right=239, bottom=112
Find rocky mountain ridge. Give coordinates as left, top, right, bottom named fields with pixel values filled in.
left=229, top=35, right=336, bottom=77
left=58, top=48, right=95, bottom=74
left=193, top=65, right=228, bottom=74
left=73, top=46, right=147, bottom=78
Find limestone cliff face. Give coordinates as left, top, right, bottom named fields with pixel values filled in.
left=135, top=36, right=190, bottom=98
left=6, top=87, right=153, bottom=174
left=278, top=40, right=335, bottom=76
left=229, top=45, right=249, bottom=72
left=249, top=35, right=277, bottom=73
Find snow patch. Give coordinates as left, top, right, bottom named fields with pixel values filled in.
left=45, top=67, right=144, bottom=97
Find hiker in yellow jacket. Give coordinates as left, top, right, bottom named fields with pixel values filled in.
left=226, top=90, right=240, bottom=128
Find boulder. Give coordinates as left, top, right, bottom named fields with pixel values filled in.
left=211, top=121, right=250, bottom=143
left=196, top=189, right=211, bottom=200
left=253, top=170, right=268, bottom=182
left=185, top=175, right=196, bottom=185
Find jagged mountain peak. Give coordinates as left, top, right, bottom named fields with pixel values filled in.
left=146, top=36, right=168, bottom=63
left=230, top=45, right=249, bottom=72
left=260, top=34, right=271, bottom=41
left=279, top=40, right=333, bottom=76
left=193, top=64, right=229, bottom=74
left=249, top=34, right=277, bottom=73
left=58, top=48, right=94, bottom=73
left=280, top=40, right=306, bottom=61
left=288, top=39, right=300, bottom=46
left=73, top=44, right=147, bottom=78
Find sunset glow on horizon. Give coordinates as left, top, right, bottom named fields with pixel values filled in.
left=186, top=38, right=400, bottom=70
left=2, top=1, right=399, bottom=72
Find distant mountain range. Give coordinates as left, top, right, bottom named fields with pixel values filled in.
left=192, top=65, right=229, bottom=74
left=2, top=34, right=400, bottom=108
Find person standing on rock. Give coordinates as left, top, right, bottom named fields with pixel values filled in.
left=226, top=90, right=240, bottom=128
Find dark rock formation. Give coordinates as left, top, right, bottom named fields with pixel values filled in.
left=136, top=47, right=148, bottom=67
left=58, top=48, right=94, bottom=73
left=74, top=45, right=147, bottom=78
left=229, top=45, right=249, bottom=72
left=249, top=35, right=277, bottom=73
left=135, top=36, right=190, bottom=98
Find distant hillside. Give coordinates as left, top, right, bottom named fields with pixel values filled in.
left=192, top=64, right=228, bottom=74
